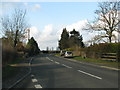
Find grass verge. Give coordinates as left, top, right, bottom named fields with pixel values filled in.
left=73, top=56, right=119, bottom=68
left=54, top=53, right=61, bottom=56
left=2, top=57, right=25, bottom=80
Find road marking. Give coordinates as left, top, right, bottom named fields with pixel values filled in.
left=100, top=66, right=120, bottom=71
left=50, top=60, right=53, bottom=61
left=55, top=61, right=60, bottom=64
left=8, top=57, right=33, bottom=89
left=62, top=64, right=72, bottom=68
left=32, top=79, right=38, bottom=83
left=46, top=57, right=54, bottom=62
left=34, top=84, right=42, bottom=88
left=77, top=70, right=102, bottom=80
left=46, top=57, right=50, bottom=60
left=31, top=74, right=35, bottom=78
left=56, top=56, right=120, bottom=71
left=57, top=56, right=98, bottom=67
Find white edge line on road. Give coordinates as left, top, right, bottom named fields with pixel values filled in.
left=77, top=70, right=102, bottom=80
left=57, top=56, right=98, bottom=67
left=62, top=64, right=72, bottom=68
left=34, top=84, right=42, bottom=88
left=8, top=57, right=33, bottom=89
left=56, top=56, right=119, bottom=71
left=100, top=66, right=120, bottom=71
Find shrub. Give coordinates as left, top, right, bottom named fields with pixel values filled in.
left=117, top=43, right=120, bottom=62
left=79, top=43, right=119, bottom=59
left=82, top=43, right=119, bottom=53
left=2, top=38, right=17, bottom=66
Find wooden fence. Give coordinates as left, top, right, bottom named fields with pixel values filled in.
left=101, top=53, right=117, bottom=61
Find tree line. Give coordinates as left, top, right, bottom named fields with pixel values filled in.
left=1, top=1, right=120, bottom=65
left=59, top=28, right=84, bottom=50
left=1, top=8, right=40, bottom=66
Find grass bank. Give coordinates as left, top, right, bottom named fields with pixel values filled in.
left=73, top=56, right=119, bottom=68
left=2, top=57, right=25, bottom=80
left=54, top=53, right=60, bottom=56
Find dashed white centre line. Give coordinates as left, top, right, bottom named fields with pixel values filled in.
left=46, top=57, right=54, bottom=62
left=32, top=79, right=38, bottom=83
left=34, top=84, right=42, bottom=88
left=46, top=57, right=50, bottom=60
left=31, top=74, right=42, bottom=88
left=55, top=61, right=60, bottom=64
left=50, top=60, right=53, bottom=61
left=77, top=70, right=102, bottom=80
left=62, top=64, right=72, bottom=68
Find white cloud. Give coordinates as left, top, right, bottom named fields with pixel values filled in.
left=30, top=26, right=40, bottom=39
left=66, top=20, right=88, bottom=32
left=32, top=4, right=41, bottom=11
left=0, top=2, right=41, bottom=16
left=30, top=25, right=59, bottom=50
left=66, top=20, right=101, bottom=43
left=34, top=4, right=40, bottom=9
left=112, top=31, right=119, bottom=42
left=23, top=3, right=41, bottom=11
left=29, top=20, right=95, bottom=50
left=39, top=24, right=54, bottom=41
left=57, top=19, right=89, bottom=41
left=23, top=2, right=28, bottom=7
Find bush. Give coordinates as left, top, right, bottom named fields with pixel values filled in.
left=82, top=43, right=119, bottom=53
left=16, top=42, right=25, bottom=52
left=79, top=43, right=119, bottom=59
left=63, top=48, right=74, bottom=51
left=117, top=43, right=120, bottom=62
left=2, top=38, right=18, bottom=66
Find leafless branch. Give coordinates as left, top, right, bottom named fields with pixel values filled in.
left=83, top=1, right=120, bottom=43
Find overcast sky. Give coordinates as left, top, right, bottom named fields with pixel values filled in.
left=0, top=1, right=106, bottom=50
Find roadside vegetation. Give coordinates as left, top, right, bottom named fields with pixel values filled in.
left=1, top=1, right=120, bottom=79
left=59, top=28, right=84, bottom=50
left=54, top=53, right=61, bottom=56
left=55, top=43, right=119, bottom=67
left=1, top=8, right=40, bottom=79
left=73, top=56, right=119, bottom=68
left=58, top=2, right=120, bottom=67
left=2, top=57, right=24, bottom=80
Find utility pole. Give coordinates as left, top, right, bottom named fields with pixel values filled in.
left=27, top=28, right=30, bottom=40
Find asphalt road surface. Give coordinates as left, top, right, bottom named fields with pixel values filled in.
left=13, top=54, right=119, bottom=88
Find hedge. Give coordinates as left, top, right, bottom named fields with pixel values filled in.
left=81, top=43, right=119, bottom=53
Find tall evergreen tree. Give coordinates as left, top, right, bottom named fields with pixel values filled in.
left=69, top=29, right=84, bottom=48
left=26, top=37, right=40, bottom=56
left=59, top=28, right=69, bottom=50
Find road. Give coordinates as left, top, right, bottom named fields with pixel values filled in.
left=13, top=54, right=118, bottom=88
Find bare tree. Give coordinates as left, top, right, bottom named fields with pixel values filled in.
left=85, top=2, right=120, bottom=43
left=1, top=8, right=29, bottom=47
